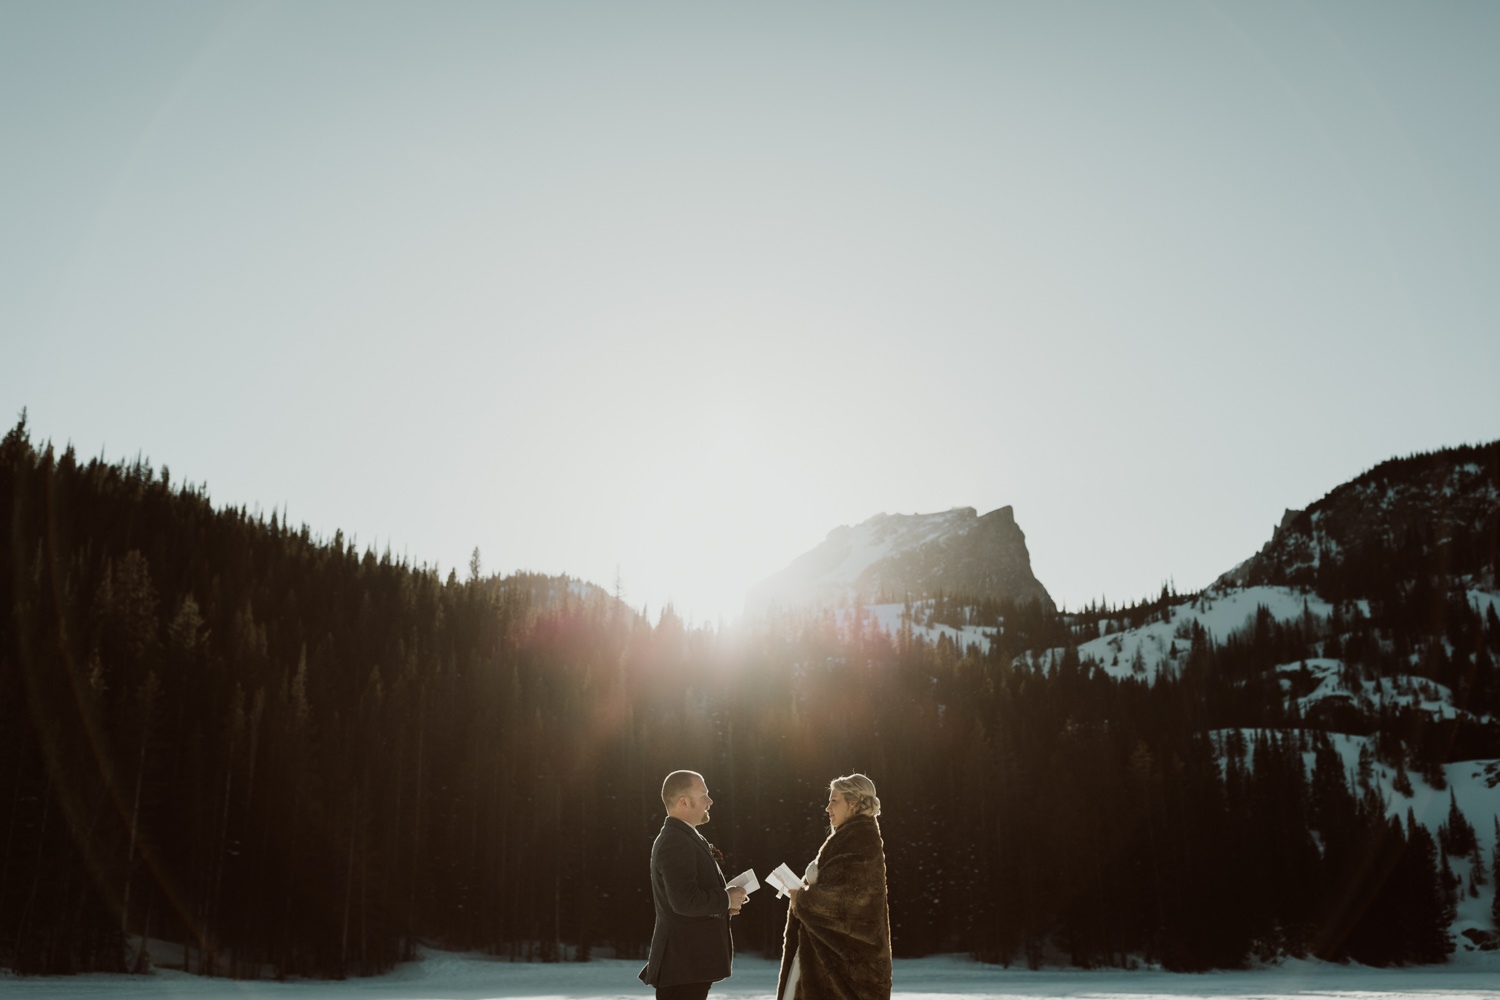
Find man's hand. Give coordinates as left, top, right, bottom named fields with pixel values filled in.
left=787, top=887, right=800, bottom=911
left=728, top=885, right=748, bottom=915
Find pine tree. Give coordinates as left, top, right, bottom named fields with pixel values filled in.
left=1492, top=817, right=1500, bottom=927
left=1469, top=835, right=1488, bottom=891
left=1439, top=788, right=1477, bottom=855
left=1393, top=751, right=1414, bottom=797
left=1349, top=811, right=1452, bottom=965
left=1357, top=741, right=1375, bottom=791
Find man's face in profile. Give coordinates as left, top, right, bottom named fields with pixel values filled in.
left=683, top=778, right=713, bottom=827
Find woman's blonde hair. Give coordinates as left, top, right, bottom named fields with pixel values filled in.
left=831, top=773, right=881, bottom=818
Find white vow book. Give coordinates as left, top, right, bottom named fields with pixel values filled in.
left=727, top=869, right=760, bottom=895
left=765, top=863, right=805, bottom=898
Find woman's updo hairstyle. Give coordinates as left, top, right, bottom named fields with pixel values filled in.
left=831, top=773, right=881, bottom=818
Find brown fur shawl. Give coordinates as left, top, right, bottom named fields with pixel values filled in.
left=776, top=814, right=892, bottom=1000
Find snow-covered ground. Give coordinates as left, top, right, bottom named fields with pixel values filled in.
left=5, top=950, right=1500, bottom=999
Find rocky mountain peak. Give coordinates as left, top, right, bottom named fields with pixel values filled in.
left=745, top=504, right=1053, bottom=616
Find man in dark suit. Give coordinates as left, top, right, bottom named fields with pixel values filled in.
left=639, top=770, right=749, bottom=1000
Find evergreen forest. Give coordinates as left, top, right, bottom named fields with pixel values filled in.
left=3, top=415, right=1499, bottom=978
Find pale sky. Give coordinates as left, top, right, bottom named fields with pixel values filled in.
left=4, top=1, right=1498, bottom=625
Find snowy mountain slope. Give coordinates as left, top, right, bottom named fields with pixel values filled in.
left=746, top=506, right=1053, bottom=616
left=823, top=585, right=1497, bottom=676
left=1064, top=585, right=1351, bottom=684
left=1064, top=585, right=1495, bottom=705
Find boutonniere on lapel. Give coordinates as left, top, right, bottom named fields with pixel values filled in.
left=705, top=842, right=725, bottom=865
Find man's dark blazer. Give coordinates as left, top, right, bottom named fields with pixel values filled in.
left=638, top=816, right=733, bottom=988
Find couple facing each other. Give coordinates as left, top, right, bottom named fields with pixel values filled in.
left=638, top=769, right=892, bottom=1000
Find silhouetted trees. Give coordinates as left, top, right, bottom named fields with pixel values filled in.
left=2, top=416, right=1496, bottom=977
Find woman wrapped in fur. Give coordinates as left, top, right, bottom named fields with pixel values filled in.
left=776, top=773, right=892, bottom=1000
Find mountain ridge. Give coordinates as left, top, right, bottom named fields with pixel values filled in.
left=1218, top=441, right=1500, bottom=595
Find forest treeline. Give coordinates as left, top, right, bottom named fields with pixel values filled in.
left=3, top=415, right=1500, bottom=978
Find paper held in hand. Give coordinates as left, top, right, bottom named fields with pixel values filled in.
left=727, top=869, right=759, bottom=895
left=765, top=863, right=805, bottom=899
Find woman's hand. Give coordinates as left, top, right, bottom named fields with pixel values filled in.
left=787, top=887, right=800, bottom=911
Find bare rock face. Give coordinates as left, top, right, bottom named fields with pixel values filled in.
left=745, top=505, right=1055, bottom=616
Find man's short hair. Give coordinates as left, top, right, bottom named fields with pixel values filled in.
left=661, top=770, right=703, bottom=811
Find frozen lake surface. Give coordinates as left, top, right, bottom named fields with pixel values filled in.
left=3, top=950, right=1500, bottom=999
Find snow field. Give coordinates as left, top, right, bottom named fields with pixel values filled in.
left=4, top=950, right=1500, bottom=1000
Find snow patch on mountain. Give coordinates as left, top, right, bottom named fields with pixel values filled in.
left=809, top=516, right=952, bottom=595
left=1276, top=659, right=1466, bottom=720
left=1471, top=590, right=1500, bottom=618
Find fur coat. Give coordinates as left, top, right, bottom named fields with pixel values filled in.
left=776, top=814, right=892, bottom=1000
